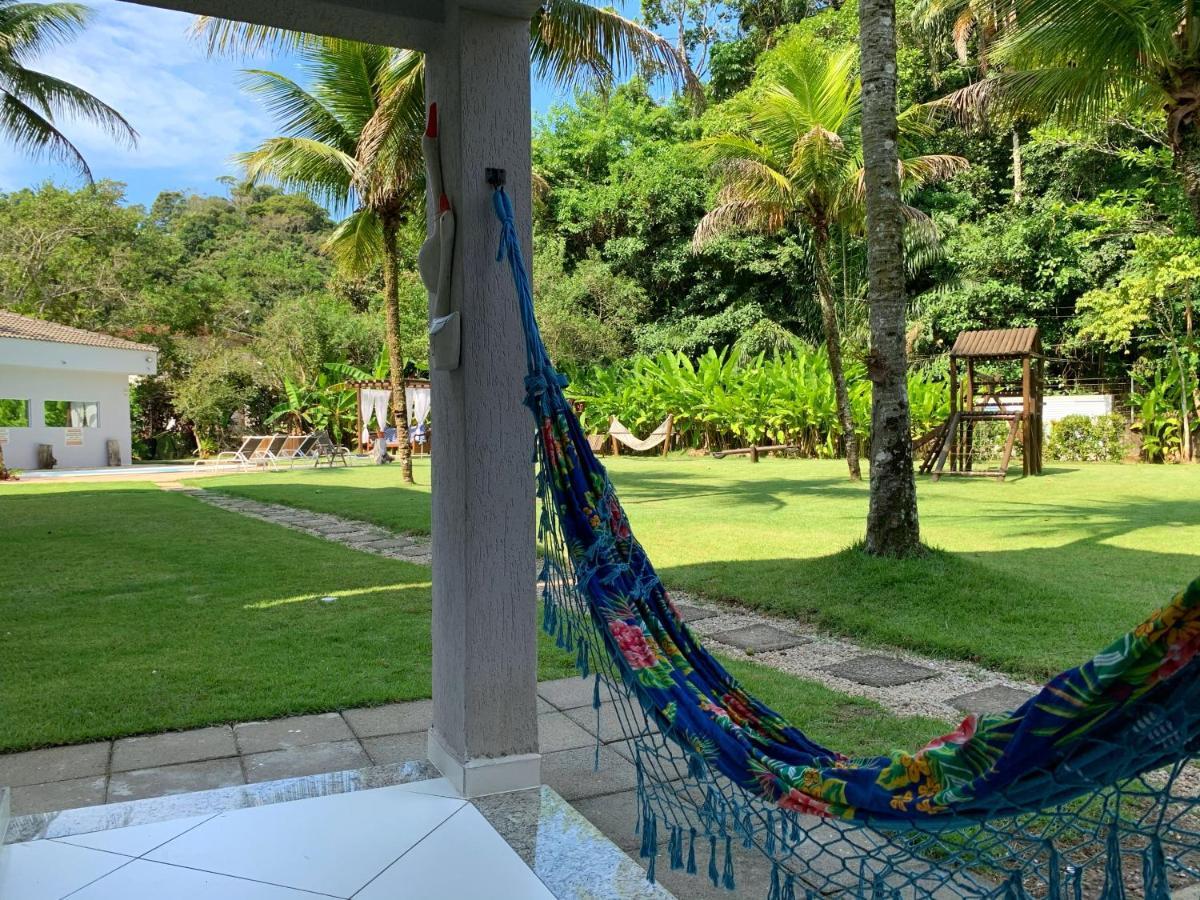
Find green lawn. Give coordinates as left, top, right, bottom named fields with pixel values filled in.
left=0, top=478, right=943, bottom=754
left=199, top=457, right=1200, bottom=679
left=0, top=481, right=566, bottom=751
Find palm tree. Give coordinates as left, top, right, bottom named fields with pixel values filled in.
left=912, top=0, right=1026, bottom=201
left=0, top=0, right=135, bottom=180
left=196, top=6, right=696, bottom=485
left=941, top=0, right=1200, bottom=226
left=236, top=40, right=424, bottom=482
left=860, top=0, right=925, bottom=556
left=694, top=39, right=966, bottom=482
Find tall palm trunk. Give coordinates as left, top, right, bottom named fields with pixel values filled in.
left=814, top=241, right=861, bottom=480
left=1011, top=129, right=1023, bottom=203
left=1172, top=107, right=1200, bottom=231
left=381, top=214, right=414, bottom=484
left=860, top=0, right=921, bottom=556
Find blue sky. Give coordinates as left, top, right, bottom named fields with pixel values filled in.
left=0, top=0, right=588, bottom=208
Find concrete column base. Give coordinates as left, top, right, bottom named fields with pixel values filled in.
left=427, top=729, right=540, bottom=798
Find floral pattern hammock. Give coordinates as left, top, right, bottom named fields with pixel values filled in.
left=495, top=188, right=1200, bottom=839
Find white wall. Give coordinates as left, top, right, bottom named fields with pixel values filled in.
left=987, top=394, right=1116, bottom=424
left=0, top=365, right=139, bottom=469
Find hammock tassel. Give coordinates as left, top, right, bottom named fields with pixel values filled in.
left=668, top=825, right=684, bottom=871
left=1142, top=835, right=1169, bottom=900
left=722, top=834, right=736, bottom=890
left=781, top=872, right=796, bottom=900
left=708, top=835, right=719, bottom=887
left=765, top=811, right=777, bottom=855
left=1047, top=846, right=1061, bottom=900
left=1100, top=825, right=1126, bottom=900
left=640, top=811, right=658, bottom=883
left=686, top=827, right=697, bottom=875
left=768, top=862, right=782, bottom=900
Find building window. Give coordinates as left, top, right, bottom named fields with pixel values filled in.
left=0, top=399, right=29, bottom=427
left=44, top=400, right=99, bottom=428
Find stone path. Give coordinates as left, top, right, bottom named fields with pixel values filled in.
left=169, top=483, right=1040, bottom=723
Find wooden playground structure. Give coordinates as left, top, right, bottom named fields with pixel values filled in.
left=920, top=327, right=1045, bottom=481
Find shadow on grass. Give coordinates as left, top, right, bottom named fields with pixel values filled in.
left=657, top=536, right=1199, bottom=681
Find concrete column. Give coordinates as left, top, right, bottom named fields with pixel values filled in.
left=424, top=5, right=539, bottom=797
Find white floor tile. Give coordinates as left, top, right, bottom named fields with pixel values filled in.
left=55, top=814, right=216, bottom=857
left=70, top=859, right=322, bottom=899
left=386, top=777, right=461, bottom=799
left=355, top=804, right=554, bottom=900
left=145, top=783, right=465, bottom=897
left=0, top=839, right=128, bottom=900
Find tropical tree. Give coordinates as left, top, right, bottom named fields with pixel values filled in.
left=0, top=0, right=135, bottom=179
left=860, top=0, right=924, bottom=556
left=236, top=40, right=424, bottom=483
left=942, top=0, right=1200, bottom=227
left=694, top=37, right=965, bottom=483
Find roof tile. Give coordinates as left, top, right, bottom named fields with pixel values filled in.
left=0, top=310, right=156, bottom=353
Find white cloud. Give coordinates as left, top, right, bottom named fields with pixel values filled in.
left=0, top=0, right=282, bottom=200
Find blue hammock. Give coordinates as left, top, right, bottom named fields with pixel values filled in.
left=492, top=186, right=1200, bottom=898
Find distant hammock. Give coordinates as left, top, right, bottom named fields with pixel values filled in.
left=608, top=415, right=674, bottom=455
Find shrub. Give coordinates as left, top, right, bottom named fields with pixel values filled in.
left=1046, top=413, right=1126, bottom=462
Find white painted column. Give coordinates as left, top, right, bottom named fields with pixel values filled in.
left=424, top=4, right=539, bottom=797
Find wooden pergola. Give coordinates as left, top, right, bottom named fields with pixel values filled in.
left=921, top=327, right=1045, bottom=480
left=349, top=378, right=432, bottom=454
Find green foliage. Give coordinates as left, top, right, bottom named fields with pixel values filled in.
left=533, top=239, right=648, bottom=366
left=567, top=345, right=948, bottom=454
left=1046, top=413, right=1126, bottom=463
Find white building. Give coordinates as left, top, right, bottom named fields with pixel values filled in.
left=0, top=311, right=158, bottom=470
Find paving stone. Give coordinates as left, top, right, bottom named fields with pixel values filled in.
left=948, top=684, right=1035, bottom=716
left=564, top=702, right=643, bottom=744
left=821, top=654, right=938, bottom=688
left=356, top=539, right=413, bottom=551
left=0, top=741, right=110, bottom=787
left=342, top=700, right=432, bottom=739
left=107, top=758, right=244, bottom=803
left=111, top=725, right=236, bottom=773
left=9, top=776, right=107, bottom=816
left=674, top=603, right=718, bottom=622
left=361, top=732, right=428, bottom=766
left=538, top=712, right=598, bottom=753
left=572, top=789, right=641, bottom=851
left=242, top=739, right=370, bottom=783
left=711, top=623, right=808, bottom=654
left=538, top=676, right=613, bottom=710
left=233, top=712, right=354, bottom=754
left=540, top=745, right=639, bottom=802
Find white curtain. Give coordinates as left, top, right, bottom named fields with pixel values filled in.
left=405, top=386, right=431, bottom=426
left=360, top=388, right=391, bottom=443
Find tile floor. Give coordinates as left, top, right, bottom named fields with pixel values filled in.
left=1, top=778, right=556, bottom=899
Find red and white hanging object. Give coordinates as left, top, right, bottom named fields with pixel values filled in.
left=420, top=103, right=460, bottom=371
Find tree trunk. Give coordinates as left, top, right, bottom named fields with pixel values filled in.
left=1011, top=129, right=1023, bottom=204
left=859, top=0, right=922, bottom=556
left=1172, top=103, right=1200, bottom=229
left=813, top=243, right=861, bottom=480
left=381, top=215, right=414, bottom=484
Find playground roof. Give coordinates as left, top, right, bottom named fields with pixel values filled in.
left=950, top=327, right=1041, bottom=359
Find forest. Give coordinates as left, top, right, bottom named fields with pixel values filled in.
left=1, top=0, right=1196, bottom=463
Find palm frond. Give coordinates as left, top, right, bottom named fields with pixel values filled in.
left=353, top=49, right=425, bottom=206
left=0, top=1, right=88, bottom=61
left=239, top=68, right=351, bottom=150
left=0, top=86, right=90, bottom=176
left=692, top=199, right=790, bottom=248
left=189, top=16, right=321, bottom=58
left=236, top=137, right=357, bottom=211
left=4, top=66, right=136, bottom=145
left=531, top=0, right=702, bottom=102
left=324, top=207, right=383, bottom=275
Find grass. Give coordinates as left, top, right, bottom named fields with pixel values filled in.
left=198, top=457, right=1200, bottom=679
left=0, top=481, right=570, bottom=752
left=0, top=477, right=946, bottom=754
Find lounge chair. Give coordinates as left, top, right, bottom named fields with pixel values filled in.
left=312, top=431, right=349, bottom=467
left=193, top=435, right=265, bottom=470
